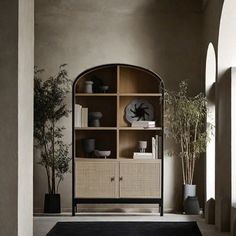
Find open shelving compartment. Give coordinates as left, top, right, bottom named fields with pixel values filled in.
left=72, top=64, right=164, bottom=216
left=75, top=65, right=117, bottom=94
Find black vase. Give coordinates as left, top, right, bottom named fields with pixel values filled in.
left=82, top=138, right=95, bottom=157
left=184, top=196, right=200, bottom=215
left=44, top=194, right=61, bottom=213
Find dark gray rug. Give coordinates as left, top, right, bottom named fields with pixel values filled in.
left=47, top=221, right=202, bottom=236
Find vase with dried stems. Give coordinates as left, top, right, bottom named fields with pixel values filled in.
left=165, top=81, right=212, bottom=204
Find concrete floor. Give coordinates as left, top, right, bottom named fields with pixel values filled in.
left=34, top=213, right=230, bottom=236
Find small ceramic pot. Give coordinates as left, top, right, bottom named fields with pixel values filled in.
left=84, top=81, right=93, bottom=93
left=89, top=112, right=103, bottom=127
left=138, top=141, right=147, bottom=153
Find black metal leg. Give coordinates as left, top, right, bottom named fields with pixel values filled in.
left=72, top=201, right=75, bottom=216
left=160, top=204, right=163, bottom=216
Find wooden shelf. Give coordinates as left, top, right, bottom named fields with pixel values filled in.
left=75, top=127, right=117, bottom=131
left=76, top=157, right=161, bottom=163
left=119, top=96, right=162, bottom=127
left=119, top=127, right=162, bottom=131
left=119, top=129, right=158, bottom=158
left=75, top=96, right=117, bottom=127
left=119, top=93, right=162, bottom=97
left=73, top=65, right=163, bottom=160
left=75, top=93, right=117, bottom=97
left=75, top=66, right=117, bottom=93
left=119, top=157, right=161, bottom=163
left=72, top=64, right=164, bottom=216
left=76, top=157, right=117, bottom=161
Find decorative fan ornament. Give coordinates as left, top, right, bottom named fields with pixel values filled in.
left=125, top=99, right=154, bottom=124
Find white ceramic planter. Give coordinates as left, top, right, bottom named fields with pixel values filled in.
left=184, top=184, right=196, bottom=200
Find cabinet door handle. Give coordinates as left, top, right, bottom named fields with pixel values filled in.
left=110, top=177, right=115, bottom=182
left=119, top=176, right=123, bottom=181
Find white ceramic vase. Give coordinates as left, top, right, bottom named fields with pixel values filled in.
left=183, top=184, right=196, bottom=200
left=84, top=81, right=93, bottom=93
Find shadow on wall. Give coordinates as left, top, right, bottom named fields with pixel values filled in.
left=218, top=0, right=236, bottom=232
left=232, top=207, right=236, bottom=236
left=215, top=70, right=232, bottom=231
left=221, top=196, right=231, bottom=232
left=132, top=0, right=203, bottom=93
left=164, top=137, right=184, bottom=212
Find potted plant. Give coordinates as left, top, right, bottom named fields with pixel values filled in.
left=165, top=81, right=211, bottom=211
left=34, top=64, right=71, bottom=213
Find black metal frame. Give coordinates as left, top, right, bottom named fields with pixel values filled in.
left=72, top=63, right=164, bottom=216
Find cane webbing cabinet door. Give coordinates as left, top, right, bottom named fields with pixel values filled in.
left=119, top=161, right=161, bottom=198
left=72, top=64, right=164, bottom=216
left=75, top=160, right=118, bottom=198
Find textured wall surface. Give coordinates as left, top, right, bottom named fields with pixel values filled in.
left=34, top=0, right=204, bottom=213
left=218, top=0, right=236, bottom=232
left=0, top=0, right=34, bottom=235
left=202, top=0, right=223, bottom=231
left=0, top=1, right=18, bottom=235
left=203, top=0, right=236, bottom=232
left=18, top=0, right=34, bottom=235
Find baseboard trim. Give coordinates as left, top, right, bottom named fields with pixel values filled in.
left=34, top=207, right=175, bottom=215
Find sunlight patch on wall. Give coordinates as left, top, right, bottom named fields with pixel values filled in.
left=205, top=42, right=216, bottom=200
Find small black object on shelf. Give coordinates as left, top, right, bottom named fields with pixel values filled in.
left=81, top=138, right=95, bottom=157
left=91, top=76, right=104, bottom=93
left=88, top=112, right=103, bottom=127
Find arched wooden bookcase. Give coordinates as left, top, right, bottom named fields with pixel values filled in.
left=72, top=64, right=164, bottom=216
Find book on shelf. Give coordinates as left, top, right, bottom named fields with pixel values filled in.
left=81, top=108, right=88, bottom=127
left=152, top=137, right=156, bottom=159
left=75, top=104, right=82, bottom=127
left=133, top=152, right=153, bottom=159
left=151, top=135, right=162, bottom=159
left=74, top=104, right=88, bottom=128
left=131, top=121, right=156, bottom=128
left=158, top=135, right=162, bottom=159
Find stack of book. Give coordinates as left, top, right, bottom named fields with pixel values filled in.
left=133, top=135, right=162, bottom=159
left=131, top=121, right=156, bottom=128
left=74, top=104, right=88, bottom=128
left=133, top=152, right=153, bottom=159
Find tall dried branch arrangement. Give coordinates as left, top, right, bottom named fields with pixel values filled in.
left=165, top=81, right=210, bottom=185
left=34, top=64, right=72, bottom=194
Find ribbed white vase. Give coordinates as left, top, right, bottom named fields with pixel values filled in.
left=183, top=184, right=196, bottom=200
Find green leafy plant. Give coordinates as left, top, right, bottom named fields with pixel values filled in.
left=34, top=64, right=72, bottom=194
left=165, top=81, right=211, bottom=185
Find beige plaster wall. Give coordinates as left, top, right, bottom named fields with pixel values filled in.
left=18, top=0, right=34, bottom=235
left=203, top=0, right=236, bottom=232
left=231, top=68, right=236, bottom=236
left=0, top=1, right=18, bottom=235
left=0, top=0, right=34, bottom=235
left=217, top=0, right=236, bottom=232
left=34, top=0, right=204, bottom=213
left=201, top=0, right=236, bottom=233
